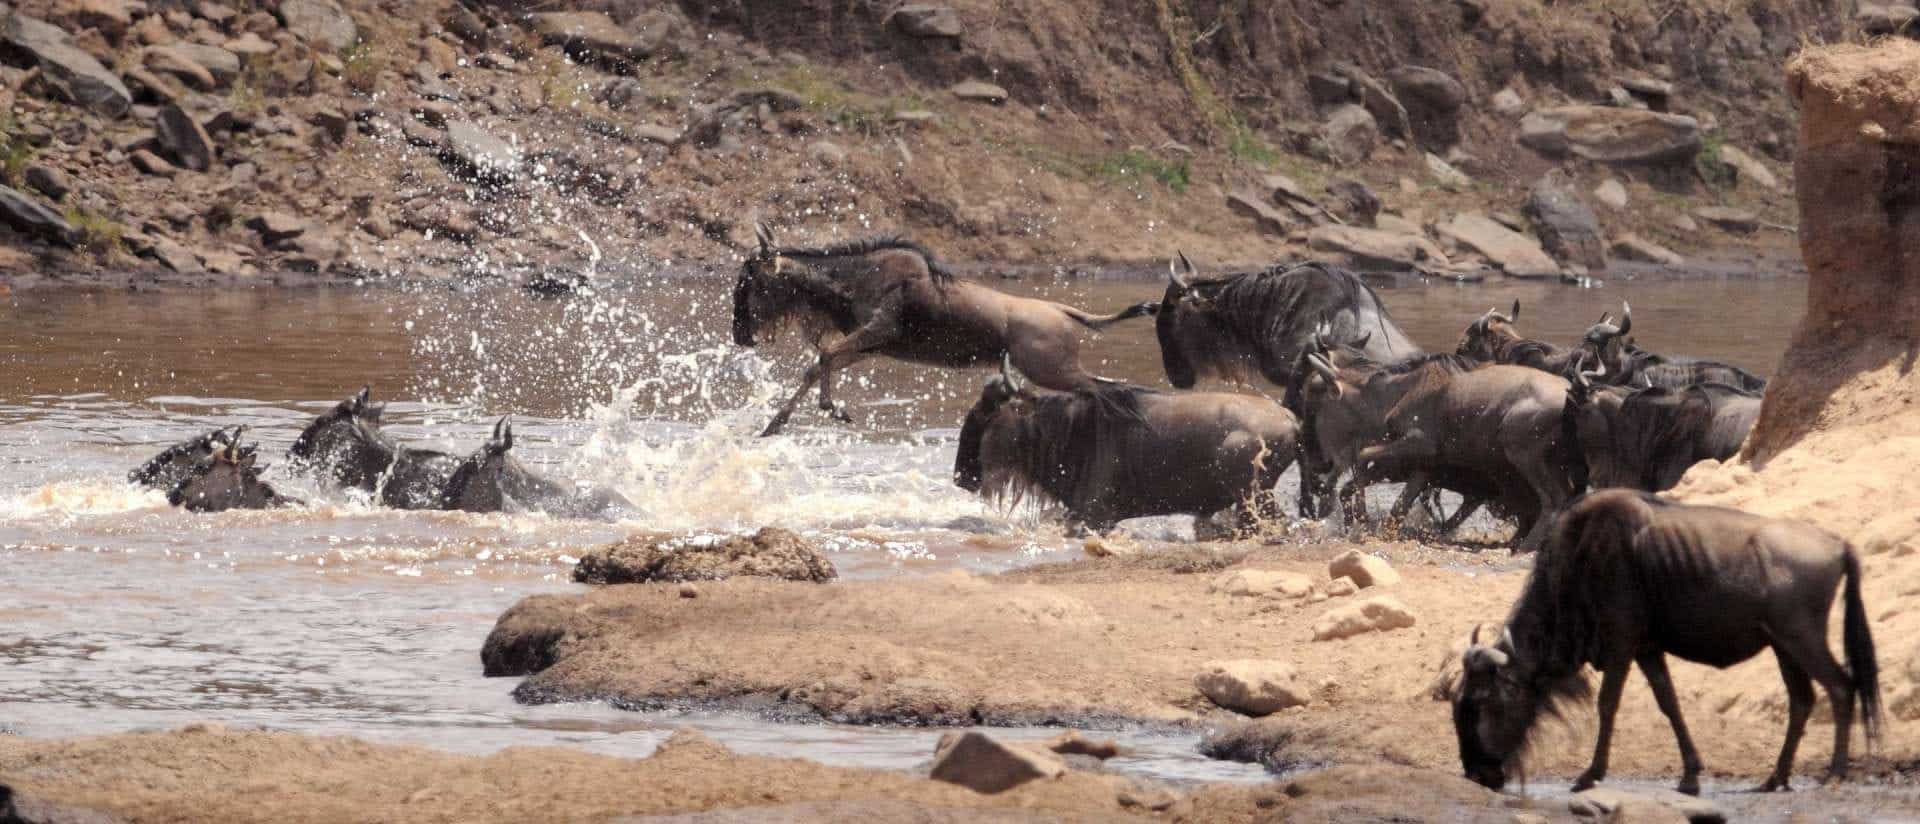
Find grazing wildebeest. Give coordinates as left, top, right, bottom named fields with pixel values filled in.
left=1578, top=305, right=1768, bottom=392
left=1565, top=366, right=1763, bottom=491
left=732, top=225, right=1155, bottom=436
left=438, top=417, right=634, bottom=519
left=288, top=387, right=461, bottom=510
left=1156, top=253, right=1420, bottom=518
left=129, top=426, right=239, bottom=491
left=953, top=358, right=1299, bottom=535
left=1293, top=349, right=1582, bottom=550
left=1453, top=490, right=1880, bottom=795
left=166, top=427, right=301, bottom=512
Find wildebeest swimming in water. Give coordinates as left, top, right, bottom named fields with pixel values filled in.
left=1576, top=304, right=1769, bottom=392
left=731, top=224, right=1156, bottom=436
left=164, top=427, right=301, bottom=512
left=954, top=357, right=1299, bottom=535
left=1453, top=490, right=1880, bottom=795
left=288, top=386, right=461, bottom=510
left=1564, top=364, right=1762, bottom=492
left=129, top=426, right=240, bottom=491
left=438, top=417, right=634, bottom=519
left=1454, top=301, right=1619, bottom=379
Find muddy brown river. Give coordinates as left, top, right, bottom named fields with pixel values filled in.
left=0, top=272, right=1808, bottom=791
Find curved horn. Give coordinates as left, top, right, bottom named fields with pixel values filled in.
left=1509, top=300, right=1521, bottom=323
left=753, top=222, right=775, bottom=255
left=225, top=425, right=248, bottom=460
left=1000, top=353, right=1025, bottom=392
left=1306, top=353, right=1341, bottom=385
left=1616, top=301, right=1631, bottom=336
left=1352, top=330, right=1372, bottom=350
left=1168, top=250, right=1194, bottom=290
left=1499, top=627, right=1516, bottom=654
left=1470, top=625, right=1481, bottom=646
left=1597, top=311, right=1613, bottom=325
left=353, top=385, right=371, bottom=412
left=491, top=416, right=514, bottom=453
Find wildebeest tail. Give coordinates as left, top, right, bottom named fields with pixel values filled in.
left=1064, top=301, right=1158, bottom=331
left=1842, top=545, right=1882, bottom=744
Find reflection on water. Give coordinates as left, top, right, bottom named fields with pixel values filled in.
left=0, top=273, right=1806, bottom=783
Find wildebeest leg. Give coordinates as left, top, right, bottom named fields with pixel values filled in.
left=1636, top=652, right=1703, bottom=795
left=762, top=311, right=902, bottom=437
left=815, top=351, right=870, bottom=424
left=1761, top=652, right=1817, bottom=792
left=1385, top=471, right=1430, bottom=536
left=1574, top=659, right=1632, bottom=792
left=1773, top=626, right=1856, bottom=785
left=1436, top=495, right=1484, bottom=534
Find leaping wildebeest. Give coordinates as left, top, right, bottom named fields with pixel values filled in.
left=953, top=357, right=1299, bottom=535
left=732, top=225, right=1156, bottom=436
left=1453, top=489, right=1880, bottom=795
left=288, top=387, right=463, bottom=510
left=1564, top=365, right=1763, bottom=492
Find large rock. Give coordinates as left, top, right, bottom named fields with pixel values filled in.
left=929, top=731, right=1065, bottom=794
left=1210, top=569, right=1314, bottom=599
left=24, top=164, right=70, bottom=201
left=572, top=526, right=837, bottom=584
left=1423, top=152, right=1471, bottom=190
left=143, top=46, right=215, bottom=90
left=170, top=43, right=241, bottom=87
left=245, top=212, right=310, bottom=246
left=1611, top=233, right=1683, bottom=266
left=1312, top=596, right=1417, bottom=641
left=1518, top=105, right=1702, bottom=165
left=1523, top=172, right=1607, bottom=271
left=277, top=0, right=358, bottom=52
left=2, top=12, right=132, bottom=118
left=1569, top=787, right=1725, bottom=823
left=1195, top=659, right=1311, bottom=715
left=1307, top=225, right=1447, bottom=271
left=0, top=185, right=76, bottom=246
left=1326, top=549, right=1400, bottom=588
left=1320, top=103, right=1378, bottom=165
left=1226, top=188, right=1293, bottom=235
left=156, top=103, right=216, bottom=172
left=1388, top=65, right=1466, bottom=148
left=890, top=5, right=961, bottom=38
left=1717, top=144, right=1781, bottom=191
left=1593, top=178, right=1629, bottom=210
left=1334, top=63, right=1411, bottom=140
left=950, top=80, right=1007, bottom=104
left=441, top=120, right=521, bottom=183
left=1437, top=213, right=1561, bottom=278
left=529, top=11, right=654, bottom=67
left=1692, top=206, right=1760, bottom=234
left=1323, top=178, right=1380, bottom=226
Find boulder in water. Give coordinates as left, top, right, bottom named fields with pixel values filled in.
left=929, top=731, right=1066, bottom=794
left=572, top=527, right=838, bottom=585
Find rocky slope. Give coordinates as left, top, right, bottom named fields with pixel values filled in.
left=0, top=0, right=1888, bottom=285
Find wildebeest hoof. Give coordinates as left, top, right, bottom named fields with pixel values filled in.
left=825, top=405, right=854, bottom=424
left=758, top=419, right=788, bottom=437
left=1571, top=773, right=1600, bottom=793
left=1677, top=777, right=1701, bottom=796
left=1756, top=776, right=1792, bottom=792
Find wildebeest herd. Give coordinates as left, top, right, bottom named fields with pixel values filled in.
left=127, top=227, right=1880, bottom=795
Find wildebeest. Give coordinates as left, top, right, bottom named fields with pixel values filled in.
left=166, top=427, right=301, bottom=512
left=438, top=417, right=634, bottom=519
left=1455, top=301, right=1602, bottom=378
left=1292, top=348, right=1582, bottom=550
left=1565, top=368, right=1763, bottom=491
left=732, top=225, right=1155, bottom=436
left=288, top=387, right=461, bottom=510
left=1155, top=253, right=1419, bottom=390
left=953, top=358, right=1299, bottom=535
left=1453, top=490, right=1880, bottom=794
left=1579, top=305, right=1768, bottom=392
left=129, top=426, right=239, bottom=491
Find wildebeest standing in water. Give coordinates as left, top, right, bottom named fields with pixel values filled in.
left=954, top=358, right=1299, bottom=535
left=166, top=427, right=301, bottom=512
left=1564, top=367, right=1762, bottom=492
left=438, top=417, right=634, bottom=519
left=1455, top=301, right=1622, bottom=379
left=1453, top=490, right=1880, bottom=795
left=732, top=224, right=1156, bottom=436
left=129, top=426, right=238, bottom=491
left=1154, top=253, right=1421, bottom=517
left=1577, top=305, right=1768, bottom=392
left=288, top=387, right=462, bottom=510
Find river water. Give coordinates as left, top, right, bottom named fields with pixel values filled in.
left=0, top=272, right=1806, bottom=787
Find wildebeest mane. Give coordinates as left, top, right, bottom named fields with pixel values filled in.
left=774, top=236, right=956, bottom=284
left=1195, top=261, right=1399, bottom=353
left=981, top=383, right=1156, bottom=509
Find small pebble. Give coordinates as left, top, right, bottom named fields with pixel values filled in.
left=679, top=583, right=699, bottom=598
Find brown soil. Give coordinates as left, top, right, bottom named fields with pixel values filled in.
left=482, top=538, right=1920, bottom=789
left=0, top=723, right=1533, bottom=823
left=0, top=0, right=1831, bottom=286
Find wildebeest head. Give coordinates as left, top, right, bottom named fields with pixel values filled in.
left=1564, top=358, right=1633, bottom=489
left=167, top=427, right=293, bottom=512
left=129, top=426, right=238, bottom=490
left=289, top=386, right=394, bottom=488
left=954, top=356, right=1032, bottom=492
left=732, top=222, right=831, bottom=347
left=441, top=416, right=517, bottom=512
left=1575, top=302, right=1633, bottom=373
left=1155, top=251, right=1218, bottom=389
left=1455, top=300, right=1521, bottom=361
left=1452, top=626, right=1531, bottom=790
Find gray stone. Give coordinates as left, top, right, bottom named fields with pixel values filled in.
left=530, top=11, right=652, bottom=66
left=929, top=731, right=1066, bottom=794
left=1195, top=659, right=1312, bottom=715
left=1491, top=87, right=1525, bottom=116
left=1388, top=65, right=1466, bottom=147
left=1437, top=213, right=1561, bottom=278
left=1320, top=103, right=1378, bottom=165
left=1693, top=206, right=1759, bottom=234
left=1311, top=596, right=1417, bottom=641
left=277, top=0, right=358, bottom=52
left=148, top=235, right=203, bottom=272
left=222, top=32, right=276, bottom=58
left=950, top=80, right=1007, bottom=104
left=443, top=3, right=488, bottom=45
left=1307, top=224, right=1447, bottom=271
left=246, top=212, right=309, bottom=246
left=1324, top=178, right=1380, bottom=226
left=1611, top=233, right=1683, bottom=266
left=156, top=103, right=216, bottom=172
left=170, top=43, right=241, bottom=87
left=1263, top=173, right=1315, bottom=207
left=2, top=12, right=133, bottom=118
left=1334, top=63, right=1411, bottom=140
left=1424, top=152, right=1471, bottom=190
left=891, top=5, right=962, bottom=38
left=1858, top=3, right=1920, bottom=35
left=1306, top=71, right=1352, bottom=107
left=0, top=185, right=76, bottom=246
left=632, top=123, right=681, bottom=145
left=1227, top=188, right=1293, bottom=235
left=1569, top=787, right=1724, bottom=824
left=1524, top=172, right=1607, bottom=271
left=1519, top=105, right=1701, bottom=165
left=130, top=148, right=177, bottom=177
left=143, top=46, right=216, bottom=91
left=441, top=120, right=521, bottom=182
left=1594, top=178, right=1629, bottom=210
left=1717, top=144, right=1780, bottom=191
left=24, top=164, right=70, bottom=201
